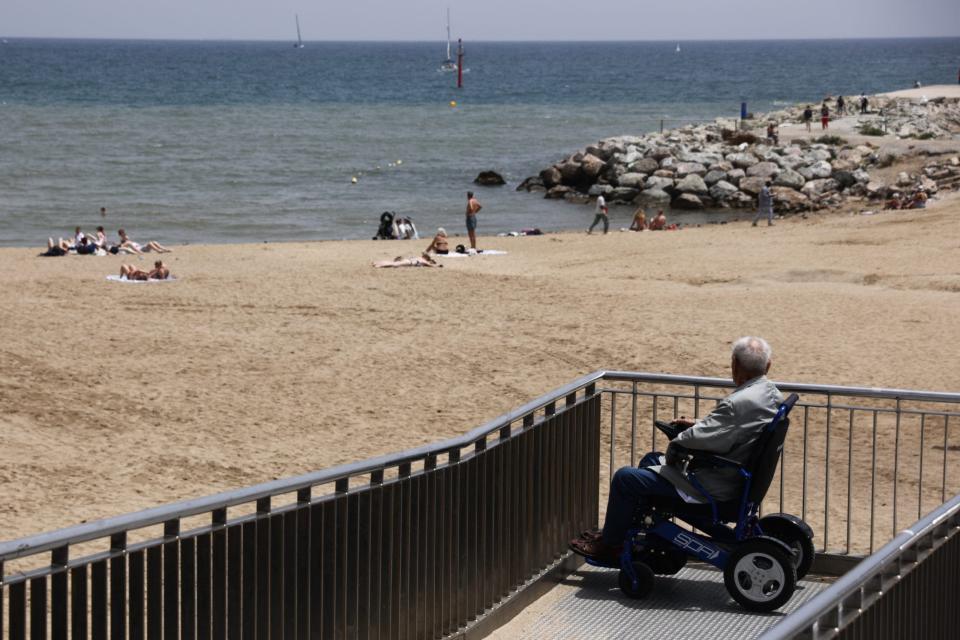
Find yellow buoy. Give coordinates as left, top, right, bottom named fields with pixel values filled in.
left=449, top=100, right=457, bottom=108
left=396, top=159, right=403, bottom=165
left=351, top=176, right=358, bottom=184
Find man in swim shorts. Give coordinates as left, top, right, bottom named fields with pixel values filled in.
left=465, top=191, right=482, bottom=251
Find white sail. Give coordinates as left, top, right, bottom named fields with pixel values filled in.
left=440, top=8, right=457, bottom=71
left=295, top=14, right=304, bottom=48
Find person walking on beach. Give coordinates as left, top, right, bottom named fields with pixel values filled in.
left=836, top=95, right=845, bottom=117
left=752, top=180, right=774, bottom=227
left=465, top=191, right=481, bottom=250
left=802, top=105, right=813, bottom=132
left=588, top=194, right=609, bottom=234
left=860, top=93, right=869, bottom=114
left=820, top=103, right=830, bottom=130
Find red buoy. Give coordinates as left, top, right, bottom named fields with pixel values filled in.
left=457, top=39, right=464, bottom=89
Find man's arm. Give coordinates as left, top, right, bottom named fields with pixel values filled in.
left=671, top=399, right=740, bottom=453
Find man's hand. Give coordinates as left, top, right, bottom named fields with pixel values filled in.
left=672, top=417, right=695, bottom=429
left=665, top=442, right=686, bottom=467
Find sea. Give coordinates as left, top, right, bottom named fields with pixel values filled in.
left=2, top=37, right=959, bottom=247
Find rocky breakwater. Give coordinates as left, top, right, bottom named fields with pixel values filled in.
left=518, top=96, right=960, bottom=215
left=518, top=124, right=874, bottom=213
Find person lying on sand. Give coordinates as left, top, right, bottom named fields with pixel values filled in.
left=120, top=260, right=171, bottom=281
left=117, top=229, right=171, bottom=254
left=425, top=228, right=449, bottom=254
left=373, top=253, right=442, bottom=268
left=884, top=193, right=904, bottom=210
left=41, top=237, right=71, bottom=257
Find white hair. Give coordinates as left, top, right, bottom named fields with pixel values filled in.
left=437, top=227, right=447, bottom=236
left=732, top=336, right=772, bottom=378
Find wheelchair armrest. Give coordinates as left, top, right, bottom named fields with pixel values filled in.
left=671, top=444, right=744, bottom=471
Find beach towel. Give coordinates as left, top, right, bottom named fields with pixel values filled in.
left=106, top=275, right=177, bottom=283
left=438, top=249, right=508, bottom=258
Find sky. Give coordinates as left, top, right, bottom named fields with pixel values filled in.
left=1, top=0, right=959, bottom=41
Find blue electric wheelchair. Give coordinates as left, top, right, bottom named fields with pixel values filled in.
left=587, top=393, right=814, bottom=612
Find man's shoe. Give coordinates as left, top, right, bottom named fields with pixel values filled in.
left=569, top=538, right=622, bottom=565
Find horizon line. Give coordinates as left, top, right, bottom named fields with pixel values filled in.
left=2, top=35, right=959, bottom=44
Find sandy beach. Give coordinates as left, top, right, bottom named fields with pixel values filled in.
left=2, top=187, right=960, bottom=542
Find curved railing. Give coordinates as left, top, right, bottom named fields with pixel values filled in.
left=2, top=371, right=958, bottom=639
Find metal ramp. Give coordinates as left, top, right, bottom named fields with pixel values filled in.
left=501, top=565, right=830, bottom=639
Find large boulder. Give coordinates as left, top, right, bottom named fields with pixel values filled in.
left=580, top=153, right=606, bottom=181
left=545, top=185, right=574, bottom=199
left=746, top=161, right=781, bottom=179
left=738, top=176, right=767, bottom=196
left=704, top=169, right=728, bottom=186
left=770, top=186, right=809, bottom=211
left=636, top=188, right=672, bottom=205
left=801, top=178, right=839, bottom=198
left=866, top=181, right=887, bottom=198
left=473, top=170, right=506, bottom=186
left=833, top=170, right=857, bottom=190
left=672, top=193, right=704, bottom=209
left=675, top=173, right=709, bottom=195
left=644, top=176, right=675, bottom=191
left=608, top=187, right=640, bottom=203
left=617, top=172, right=648, bottom=189
left=653, top=169, right=675, bottom=178
left=558, top=161, right=581, bottom=185
left=629, top=157, right=660, bottom=174
left=648, top=147, right=674, bottom=161
left=585, top=143, right=614, bottom=162
left=727, top=152, right=760, bottom=168
left=804, top=149, right=832, bottom=163
left=675, top=162, right=708, bottom=178
left=852, top=169, right=871, bottom=184
left=726, top=168, right=746, bottom=185
left=539, top=166, right=562, bottom=189
left=773, top=168, right=805, bottom=190
left=709, top=180, right=739, bottom=201
left=660, top=156, right=677, bottom=170
left=799, top=160, right=833, bottom=180
left=516, top=176, right=545, bottom=192
left=587, top=184, right=613, bottom=197
left=775, top=154, right=805, bottom=170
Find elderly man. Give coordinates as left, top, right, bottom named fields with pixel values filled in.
left=571, top=336, right=783, bottom=563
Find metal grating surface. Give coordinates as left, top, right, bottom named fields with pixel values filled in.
left=509, top=565, right=830, bottom=640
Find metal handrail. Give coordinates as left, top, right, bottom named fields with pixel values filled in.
left=760, top=491, right=960, bottom=639
left=4, top=370, right=957, bottom=562
left=0, top=371, right=607, bottom=561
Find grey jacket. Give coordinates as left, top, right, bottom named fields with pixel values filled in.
left=654, top=376, right=783, bottom=503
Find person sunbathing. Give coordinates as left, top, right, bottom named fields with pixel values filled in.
left=906, top=189, right=928, bottom=209
left=117, top=229, right=171, bottom=254
left=41, top=237, right=71, bottom=257
left=425, top=228, right=450, bottom=254
left=884, top=193, right=904, bottom=210
left=629, top=209, right=647, bottom=231
left=373, top=253, right=442, bottom=268
left=120, top=260, right=171, bottom=280
left=648, top=210, right=667, bottom=230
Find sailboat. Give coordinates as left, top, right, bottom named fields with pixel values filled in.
left=294, top=14, right=305, bottom=49
left=439, top=8, right=457, bottom=72
left=675, top=42, right=681, bottom=53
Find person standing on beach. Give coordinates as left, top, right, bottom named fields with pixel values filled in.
left=588, top=194, right=609, bottom=234
left=802, top=105, right=813, bottom=132
left=752, top=180, right=774, bottom=227
left=860, top=94, right=869, bottom=114
left=836, top=95, right=845, bottom=117
left=820, top=103, right=830, bottom=130
left=465, top=191, right=481, bottom=250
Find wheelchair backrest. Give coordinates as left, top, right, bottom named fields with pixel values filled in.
left=745, top=393, right=799, bottom=505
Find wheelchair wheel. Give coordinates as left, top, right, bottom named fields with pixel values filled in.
left=723, top=539, right=797, bottom=612
left=760, top=519, right=815, bottom=579
left=618, top=560, right=655, bottom=599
